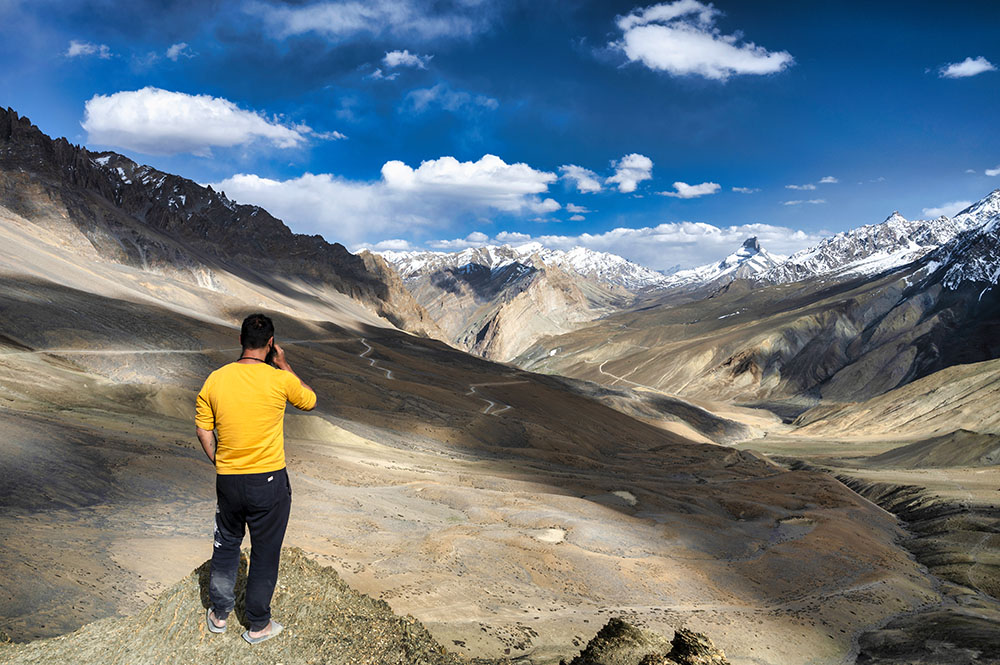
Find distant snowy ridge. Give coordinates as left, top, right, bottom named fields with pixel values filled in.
left=759, top=210, right=976, bottom=284
left=930, top=190, right=1000, bottom=289
left=661, top=237, right=783, bottom=288
left=381, top=243, right=671, bottom=290
left=382, top=190, right=1000, bottom=295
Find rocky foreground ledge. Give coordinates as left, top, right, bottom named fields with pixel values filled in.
left=0, top=548, right=728, bottom=665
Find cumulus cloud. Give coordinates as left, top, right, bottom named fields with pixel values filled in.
left=607, top=153, right=653, bottom=193
left=165, top=42, right=195, bottom=61
left=819, top=175, right=838, bottom=184
left=938, top=56, right=996, bottom=79
left=367, top=238, right=414, bottom=251
left=66, top=40, right=111, bottom=58
left=247, top=0, right=492, bottom=42
left=210, top=154, right=559, bottom=245
left=404, top=84, right=498, bottom=112
left=732, top=186, right=759, bottom=193
left=611, top=0, right=793, bottom=80
left=559, top=165, right=603, bottom=193
left=565, top=203, right=592, bottom=213
left=384, top=49, right=431, bottom=68
left=415, top=221, right=822, bottom=271
left=785, top=183, right=817, bottom=191
left=569, top=214, right=586, bottom=221
left=783, top=199, right=825, bottom=206
left=81, top=87, right=340, bottom=156
left=921, top=200, right=973, bottom=218
left=660, top=181, right=720, bottom=198
left=986, top=165, right=1000, bottom=177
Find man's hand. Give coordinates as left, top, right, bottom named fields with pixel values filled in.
left=271, top=343, right=288, bottom=370
left=271, top=344, right=314, bottom=394
left=196, top=427, right=217, bottom=464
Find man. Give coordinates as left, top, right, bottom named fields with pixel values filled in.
left=195, top=313, right=316, bottom=644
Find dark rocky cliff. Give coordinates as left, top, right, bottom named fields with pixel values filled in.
left=0, top=107, right=442, bottom=337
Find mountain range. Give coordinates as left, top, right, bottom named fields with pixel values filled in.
left=381, top=197, right=998, bottom=367
left=758, top=209, right=978, bottom=284
left=518, top=188, right=1000, bottom=407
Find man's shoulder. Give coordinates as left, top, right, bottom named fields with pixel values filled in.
left=203, top=362, right=242, bottom=382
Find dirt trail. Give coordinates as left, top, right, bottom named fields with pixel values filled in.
left=465, top=381, right=528, bottom=415
left=358, top=337, right=394, bottom=380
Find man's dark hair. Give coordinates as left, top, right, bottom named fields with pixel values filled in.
left=241, top=313, right=274, bottom=350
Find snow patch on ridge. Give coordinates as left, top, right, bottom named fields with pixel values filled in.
left=382, top=243, right=671, bottom=290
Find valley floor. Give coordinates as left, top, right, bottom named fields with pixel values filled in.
left=0, top=329, right=942, bottom=665
left=735, top=433, right=1000, bottom=663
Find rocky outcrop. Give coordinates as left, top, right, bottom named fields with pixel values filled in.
left=560, top=618, right=729, bottom=665
left=0, top=107, right=440, bottom=337
left=0, top=548, right=465, bottom=665
left=0, top=551, right=735, bottom=665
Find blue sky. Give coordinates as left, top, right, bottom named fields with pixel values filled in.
left=1, top=0, right=998, bottom=269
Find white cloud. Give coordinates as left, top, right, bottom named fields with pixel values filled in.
left=569, top=214, right=586, bottom=221
left=938, top=56, right=996, bottom=79
left=559, top=165, right=603, bottom=193
left=81, top=87, right=341, bottom=156
left=566, top=203, right=592, bottom=213
left=384, top=49, right=431, bottom=68
left=819, top=175, right=838, bottom=184
left=165, top=42, right=195, bottom=61
left=66, top=40, right=111, bottom=59
left=660, top=181, right=720, bottom=198
left=368, top=238, right=414, bottom=251
left=783, top=199, right=826, bottom=206
left=415, top=221, right=822, bottom=271
left=612, top=0, right=793, bottom=81
left=404, top=84, right=498, bottom=112
left=966, top=169, right=977, bottom=174
left=732, top=186, right=759, bottom=193
left=313, top=129, right=348, bottom=140
left=986, top=165, right=1000, bottom=177
left=430, top=231, right=494, bottom=250
left=247, top=0, right=492, bottom=42
left=496, top=231, right=531, bottom=243
left=785, top=183, right=817, bottom=191
left=210, top=154, right=560, bottom=245
left=607, top=153, right=653, bottom=193
left=368, top=68, right=399, bottom=81
left=921, top=200, right=972, bottom=218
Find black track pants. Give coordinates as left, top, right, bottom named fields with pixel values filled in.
left=209, top=467, right=291, bottom=631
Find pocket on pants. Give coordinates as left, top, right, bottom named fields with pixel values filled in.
left=245, top=473, right=280, bottom=510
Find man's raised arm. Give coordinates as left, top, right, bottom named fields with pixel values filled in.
left=272, top=344, right=316, bottom=409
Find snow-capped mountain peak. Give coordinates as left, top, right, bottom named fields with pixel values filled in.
left=929, top=190, right=1000, bottom=289
left=661, top=237, right=783, bottom=289
left=951, top=189, right=1000, bottom=235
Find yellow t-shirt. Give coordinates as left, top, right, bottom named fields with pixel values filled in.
left=195, top=362, right=316, bottom=474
